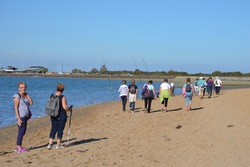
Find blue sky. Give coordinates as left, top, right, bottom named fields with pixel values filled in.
left=0, top=0, right=249, bottom=74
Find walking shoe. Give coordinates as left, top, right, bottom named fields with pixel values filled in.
left=55, top=144, right=64, bottom=149
left=15, top=147, right=28, bottom=153
left=47, top=144, right=53, bottom=149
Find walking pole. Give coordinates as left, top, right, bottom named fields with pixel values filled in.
left=66, top=105, right=73, bottom=147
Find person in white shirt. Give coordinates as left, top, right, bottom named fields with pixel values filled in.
left=214, top=76, right=222, bottom=94
left=118, top=80, right=128, bottom=111
left=159, top=78, right=171, bottom=112
left=170, top=80, right=175, bottom=96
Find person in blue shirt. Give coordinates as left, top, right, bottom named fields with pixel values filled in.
left=197, top=77, right=206, bottom=99
left=13, top=81, right=33, bottom=153
left=183, top=78, right=195, bottom=111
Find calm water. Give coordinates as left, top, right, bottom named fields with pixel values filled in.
left=0, top=76, right=182, bottom=127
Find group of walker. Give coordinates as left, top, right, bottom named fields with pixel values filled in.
left=118, top=76, right=222, bottom=113
left=13, top=76, right=222, bottom=153
left=118, top=78, right=173, bottom=113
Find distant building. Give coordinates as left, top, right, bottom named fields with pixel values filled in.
left=0, top=66, right=48, bottom=73
left=25, top=66, right=48, bottom=73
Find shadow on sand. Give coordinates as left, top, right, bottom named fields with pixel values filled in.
left=190, top=107, right=204, bottom=111
left=149, top=107, right=183, bottom=113
left=68, top=137, right=108, bottom=147
left=28, top=137, right=108, bottom=150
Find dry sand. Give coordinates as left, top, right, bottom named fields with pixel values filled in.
left=1, top=88, right=250, bottom=167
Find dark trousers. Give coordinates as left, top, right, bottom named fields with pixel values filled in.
left=49, top=118, right=67, bottom=140
left=17, top=118, right=28, bottom=146
left=144, top=97, right=153, bottom=113
left=215, top=87, right=221, bottom=94
left=203, top=88, right=206, bottom=96
left=120, top=96, right=127, bottom=110
left=207, top=87, right=213, bottom=97
left=161, top=98, right=169, bottom=107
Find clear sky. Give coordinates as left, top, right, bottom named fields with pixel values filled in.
left=0, top=0, right=249, bottom=74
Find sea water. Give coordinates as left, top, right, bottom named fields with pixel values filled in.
left=0, top=76, right=182, bottom=127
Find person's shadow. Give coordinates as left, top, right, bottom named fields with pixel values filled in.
left=190, top=107, right=204, bottom=111
left=67, top=137, right=108, bottom=147
left=150, top=107, right=183, bottom=113
left=28, top=137, right=108, bottom=150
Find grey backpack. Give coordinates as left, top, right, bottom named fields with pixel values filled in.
left=45, top=94, right=61, bottom=117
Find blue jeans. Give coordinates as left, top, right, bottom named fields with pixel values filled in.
left=130, top=102, right=135, bottom=111
left=120, top=96, right=127, bottom=110
left=17, top=118, right=28, bottom=146
left=185, top=92, right=193, bottom=106
left=207, top=86, right=213, bottom=97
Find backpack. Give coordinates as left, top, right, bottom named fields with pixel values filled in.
left=186, top=83, right=192, bottom=92
left=141, top=84, right=148, bottom=95
left=45, top=94, right=61, bottom=117
left=142, top=85, right=154, bottom=98
left=130, top=85, right=136, bottom=94
left=215, top=80, right=218, bottom=85
left=195, top=81, right=198, bottom=86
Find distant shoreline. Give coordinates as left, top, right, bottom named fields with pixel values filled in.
left=1, top=72, right=250, bottom=88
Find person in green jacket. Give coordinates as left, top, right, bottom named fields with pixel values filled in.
left=159, top=78, right=171, bottom=112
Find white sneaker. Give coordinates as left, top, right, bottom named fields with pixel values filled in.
left=47, top=144, right=53, bottom=149
left=55, top=144, right=64, bottom=149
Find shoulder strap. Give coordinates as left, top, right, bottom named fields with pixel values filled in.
left=17, top=93, right=28, bottom=106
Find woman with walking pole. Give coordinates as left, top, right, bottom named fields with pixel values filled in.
left=47, top=83, right=73, bottom=149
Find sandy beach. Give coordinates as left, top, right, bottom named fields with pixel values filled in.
left=1, top=88, right=250, bottom=167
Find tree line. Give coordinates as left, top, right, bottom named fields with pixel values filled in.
left=71, top=65, right=250, bottom=77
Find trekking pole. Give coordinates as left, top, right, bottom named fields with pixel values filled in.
left=66, top=105, right=73, bottom=147
left=133, top=56, right=142, bottom=86
left=101, top=55, right=115, bottom=102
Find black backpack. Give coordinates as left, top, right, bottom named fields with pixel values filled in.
left=130, top=85, right=136, bottom=94
left=186, top=83, right=192, bottom=92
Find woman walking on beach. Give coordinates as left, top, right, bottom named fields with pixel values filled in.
left=183, top=78, right=194, bottom=111
left=197, top=77, right=206, bottom=99
left=159, top=78, right=171, bottom=112
left=206, top=77, right=214, bottom=98
left=118, top=80, right=128, bottom=111
left=214, top=76, right=222, bottom=94
left=47, top=83, right=72, bottom=149
left=142, top=80, right=157, bottom=113
left=13, top=81, right=33, bottom=153
left=128, top=79, right=138, bottom=113
left=170, top=80, right=175, bottom=96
